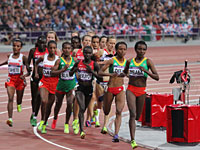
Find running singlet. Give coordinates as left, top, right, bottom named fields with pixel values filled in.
left=42, top=54, right=59, bottom=79
left=77, top=60, right=94, bottom=82
left=109, top=57, right=126, bottom=74
left=33, top=47, right=48, bottom=67
left=129, top=57, right=149, bottom=78
left=100, top=49, right=115, bottom=61
left=75, top=49, right=84, bottom=60
left=59, top=56, right=75, bottom=80
left=8, top=53, right=24, bottom=76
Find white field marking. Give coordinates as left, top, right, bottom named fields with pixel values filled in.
left=0, top=93, right=31, bottom=98
left=155, top=62, right=200, bottom=68
left=155, top=63, right=200, bottom=70
left=33, top=113, right=74, bottom=150
left=147, top=81, right=200, bottom=86
left=156, top=65, right=200, bottom=71
left=0, top=106, right=32, bottom=115
left=0, top=88, right=31, bottom=93
left=157, top=69, right=200, bottom=75
left=0, top=98, right=31, bottom=104
left=0, top=74, right=8, bottom=77
left=155, top=72, right=200, bottom=78
left=147, top=86, right=200, bottom=91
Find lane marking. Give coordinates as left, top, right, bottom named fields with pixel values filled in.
left=33, top=113, right=74, bottom=150
left=0, top=98, right=31, bottom=104
left=0, top=106, right=32, bottom=115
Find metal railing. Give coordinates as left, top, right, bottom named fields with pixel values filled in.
left=0, top=27, right=199, bottom=44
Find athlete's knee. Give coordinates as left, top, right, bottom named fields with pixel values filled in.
left=129, top=110, right=136, bottom=119
left=116, top=109, right=122, bottom=116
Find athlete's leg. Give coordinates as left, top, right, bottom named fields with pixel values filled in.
left=6, top=86, right=15, bottom=119
left=103, top=91, right=114, bottom=115
left=114, top=91, right=125, bottom=136
left=34, top=93, right=41, bottom=116
left=86, top=93, right=96, bottom=126
left=16, top=89, right=25, bottom=112
left=126, top=90, right=137, bottom=141
left=73, top=97, right=79, bottom=120
left=51, top=92, right=64, bottom=129
left=65, top=90, right=74, bottom=124
left=39, top=88, right=49, bottom=121
left=76, top=91, right=86, bottom=133
left=30, top=80, right=38, bottom=114
left=101, top=91, right=114, bottom=133
left=136, top=94, right=146, bottom=120
left=54, top=92, right=65, bottom=120
left=44, top=93, right=55, bottom=125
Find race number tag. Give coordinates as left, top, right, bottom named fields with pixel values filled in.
left=129, top=67, right=144, bottom=77
left=78, top=71, right=92, bottom=81
left=8, top=65, right=20, bottom=74
left=43, top=67, right=51, bottom=77
left=113, top=66, right=124, bottom=74
left=61, top=71, right=74, bottom=80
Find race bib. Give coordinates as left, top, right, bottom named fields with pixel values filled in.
left=43, top=67, right=51, bottom=77
left=129, top=67, right=144, bottom=77
left=8, top=65, right=21, bottom=74
left=78, top=71, right=92, bottom=81
left=61, top=70, right=74, bottom=80
left=113, top=66, right=124, bottom=74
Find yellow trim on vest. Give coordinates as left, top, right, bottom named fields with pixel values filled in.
left=113, top=57, right=126, bottom=66
left=61, top=56, right=72, bottom=65
left=133, top=57, right=147, bottom=66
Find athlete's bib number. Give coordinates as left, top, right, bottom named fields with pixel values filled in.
left=43, top=67, right=51, bottom=77
left=79, top=72, right=92, bottom=81
left=113, top=66, right=124, bottom=74
left=61, top=71, right=74, bottom=80
left=9, top=65, right=20, bottom=74
left=129, top=67, right=144, bottom=77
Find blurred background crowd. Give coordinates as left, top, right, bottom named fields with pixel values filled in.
left=0, top=0, right=199, bottom=32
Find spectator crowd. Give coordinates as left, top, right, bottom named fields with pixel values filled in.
left=0, top=0, right=199, bottom=33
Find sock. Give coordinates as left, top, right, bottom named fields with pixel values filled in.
left=95, top=109, right=100, bottom=122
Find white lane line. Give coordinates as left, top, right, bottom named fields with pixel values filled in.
left=0, top=106, right=32, bottom=115
left=0, top=98, right=31, bottom=104
left=33, top=113, right=74, bottom=150
left=156, top=62, right=200, bottom=68
left=0, top=93, right=31, bottom=98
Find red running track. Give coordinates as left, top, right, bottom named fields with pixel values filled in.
left=0, top=45, right=200, bottom=150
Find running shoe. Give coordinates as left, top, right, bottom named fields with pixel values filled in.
left=38, top=120, right=44, bottom=131
left=51, top=119, right=57, bottom=129
left=17, top=104, right=22, bottom=112
left=94, top=110, right=98, bottom=116
left=41, top=125, right=47, bottom=134
left=112, top=134, right=119, bottom=142
left=85, top=120, right=91, bottom=127
left=72, top=119, right=79, bottom=134
left=101, top=127, right=107, bottom=134
left=6, top=119, right=13, bottom=127
left=131, top=140, right=138, bottom=149
left=95, top=121, right=100, bottom=127
left=64, top=124, right=69, bottom=134
left=30, top=114, right=34, bottom=125
left=32, top=118, right=37, bottom=127
left=90, top=117, right=95, bottom=125
left=80, top=131, right=85, bottom=139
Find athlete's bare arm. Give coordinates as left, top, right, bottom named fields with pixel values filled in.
left=98, top=59, right=117, bottom=77
left=34, top=56, right=44, bottom=79
left=140, top=58, right=159, bottom=81
left=51, top=59, right=69, bottom=76
left=0, top=54, right=9, bottom=66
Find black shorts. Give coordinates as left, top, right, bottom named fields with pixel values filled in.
left=76, top=85, right=93, bottom=97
